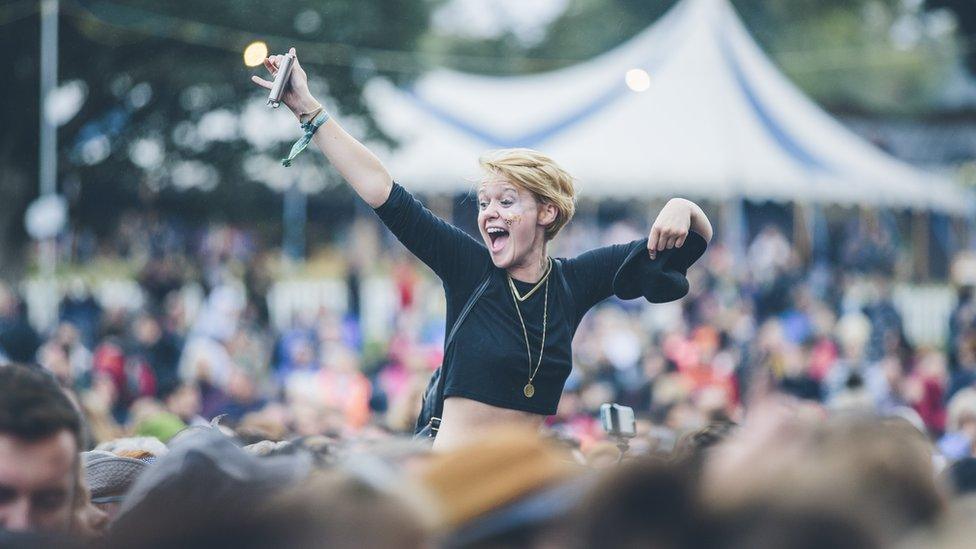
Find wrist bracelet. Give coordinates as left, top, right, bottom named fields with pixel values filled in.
left=298, top=104, right=324, bottom=125
left=282, top=111, right=330, bottom=167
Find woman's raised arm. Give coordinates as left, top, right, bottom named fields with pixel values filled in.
left=251, top=47, right=393, bottom=208
left=647, top=198, right=713, bottom=259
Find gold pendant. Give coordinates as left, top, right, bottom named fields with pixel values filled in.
left=523, top=383, right=535, bottom=398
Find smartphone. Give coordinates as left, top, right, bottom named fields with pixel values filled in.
left=600, top=403, right=636, bottom=439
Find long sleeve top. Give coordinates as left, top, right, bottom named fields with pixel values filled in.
left=374, top=182, right=650, bottom=414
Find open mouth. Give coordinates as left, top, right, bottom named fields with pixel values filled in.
left=486, top=227, right=510, bottom=253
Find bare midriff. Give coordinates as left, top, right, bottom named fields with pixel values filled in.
left=433, top=396, right=546, bottom=451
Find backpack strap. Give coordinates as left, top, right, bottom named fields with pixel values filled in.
left=445, top=272, right=492, bottom=351
left=430, top=270, right=492, bottom=431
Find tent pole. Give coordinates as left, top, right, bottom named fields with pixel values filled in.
left=792, top=201, right=812, bottom=265
left=912, top=210, right=930, bottom=281
left=720, top=196, right=747, bottom=271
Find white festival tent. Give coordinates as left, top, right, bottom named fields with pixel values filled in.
left=363, top=0, right=973, bottom=215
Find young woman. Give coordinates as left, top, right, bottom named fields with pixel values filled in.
left=252, top=49, right=713, bottom=450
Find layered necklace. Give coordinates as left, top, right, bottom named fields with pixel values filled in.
left=508, top=257, right=551, bottom=398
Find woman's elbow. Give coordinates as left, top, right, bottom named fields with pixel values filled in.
left=685, top=200, right=713, bottom=243
left=696, top=215, right=713, bottom=243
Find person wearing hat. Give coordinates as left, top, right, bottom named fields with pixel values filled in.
left=417, top=426, right=587, bottom=547
left=81, top=451, right=151, bottom=521
left=250, top=49, right=711, bottom=450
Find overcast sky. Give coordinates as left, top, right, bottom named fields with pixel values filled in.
left=432, top=0, right=570, bottom=45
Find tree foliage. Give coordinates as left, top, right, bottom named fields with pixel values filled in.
left=2, top=0, right=432, bottom=273
left=926, top=0, right=976, bottom=75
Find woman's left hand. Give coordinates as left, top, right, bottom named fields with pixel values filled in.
left=648, top=198, right=693, bottom=259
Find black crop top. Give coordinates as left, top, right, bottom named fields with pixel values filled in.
left=374, top=182, right=649, bottom=415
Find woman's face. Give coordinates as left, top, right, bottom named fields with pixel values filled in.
left=477, top=178, right=546, bottom=270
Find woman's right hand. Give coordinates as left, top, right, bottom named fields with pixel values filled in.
left=250, top=47, right=320, bottom=120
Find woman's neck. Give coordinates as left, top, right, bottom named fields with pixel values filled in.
left=507, top=243, right=549, bottom=283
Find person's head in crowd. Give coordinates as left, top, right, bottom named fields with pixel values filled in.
left=289, top=338, right=316, bottom=371
left=78, top=373, right=124, bottom=445
left=235, top=409, right=289, bottom=444
left=0, top=364, right=82, bottom=534
left=292, top=435, right=341, bottom=469
left=225, top=366, right=261, bottom=406
left=133, top=314, right=163, bottom=347
left=706, top=413, right=944, bottom=546
left=106, top=468, right=427, bottom=549
left=95, top=436, right=168, bottom=459
left=674, top=419, right=738, bottom=468
left=82, top=451, right=151, bottom=521
left=36, top=342, right=73, bottom=387
left=106, top=428, right=313, bottom=548
left=52, top=322, right=82, bottom=349
left=418, top=427, right=582, bottom=548
left=572, top=458, right=708, bottom=549
left=159, top=380, right=202, bottom=424
left=943, top=388, right=976, bottom=456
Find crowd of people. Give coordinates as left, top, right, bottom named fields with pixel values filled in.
left=3, top=206, right=976, bottom=546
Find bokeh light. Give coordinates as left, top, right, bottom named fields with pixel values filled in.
left=625, top=68, right=651, bottom=92
left=243, top=41, right=268, bottom=67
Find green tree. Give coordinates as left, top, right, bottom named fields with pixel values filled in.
left=2, top=0, right=432, bottom=276
left=926, top=0, right=976, bottom=74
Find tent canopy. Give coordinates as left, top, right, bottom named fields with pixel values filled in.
left=364, top=0, right=973, bottom=215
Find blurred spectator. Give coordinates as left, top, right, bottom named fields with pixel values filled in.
left=81, top=450, right=150, bottom=521
left=417, top=427, right=582, bottom=548
left=0, top=287, right=41, bottom=364
left=160, top=381, right=205, bottom=426
left=209, top=368, right=266, bottom=423
left=572, top=459, right=707, bottom=549
left=106, top=429, right=310, bottom=548
left=130, top=314, right=182, bottom=394
left=58, top=279, right=102, bottom=348
left=705, top=408, right=943, bottom=547
left=939, top=388, right=976, bottom=460
left=0, top=364, right=82, bottom=534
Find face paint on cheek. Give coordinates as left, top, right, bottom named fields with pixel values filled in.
left=503, top=214, right=523, bottom=227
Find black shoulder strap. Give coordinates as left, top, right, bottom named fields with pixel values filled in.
left=433, top=270, right=492, bottom=416
left=445, top=271, right=492, bottom=350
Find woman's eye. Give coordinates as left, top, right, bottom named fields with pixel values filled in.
left=478, top=201, right=488, bottom=209
left=501, top=200, right=513, bottom=206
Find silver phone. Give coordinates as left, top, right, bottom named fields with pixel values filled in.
left=600, top=403, right=636, bottom=439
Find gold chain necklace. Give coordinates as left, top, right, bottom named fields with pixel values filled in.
left=509, top=272, right=549, bottom=398
left=510, top=258, right=552, bottom=302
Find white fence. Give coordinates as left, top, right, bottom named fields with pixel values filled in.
left=22, top=276, right=956, bottom=350
left=892, top=284, right=956, bottom=348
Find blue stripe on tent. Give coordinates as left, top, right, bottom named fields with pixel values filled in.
left=718, top=32, right=830, bottom=173
left=403, top=83, right=630, bottom=149
left=400, top=20, right=681, bottom=149
left=403, top=90, right=512, bottom=147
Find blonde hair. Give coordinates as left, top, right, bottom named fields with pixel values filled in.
left=479, top=148, right=577, bottom=241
